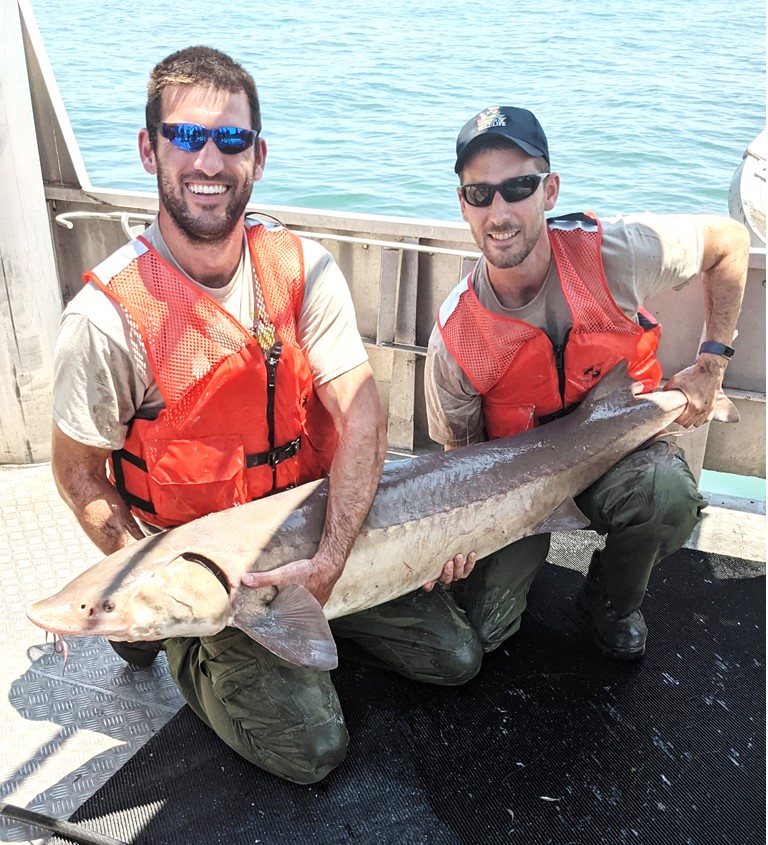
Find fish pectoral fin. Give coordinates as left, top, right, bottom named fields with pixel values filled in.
left=533, top=497, right=591, bottom=533
left=232, top=583, right=338, bottom=671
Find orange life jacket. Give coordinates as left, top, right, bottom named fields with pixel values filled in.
left=85, top=221, right=338, bottom=527
left=438, top=213, right=662, bottom=440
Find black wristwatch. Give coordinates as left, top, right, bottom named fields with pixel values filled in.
left=699, top=341, right=735, bottom=359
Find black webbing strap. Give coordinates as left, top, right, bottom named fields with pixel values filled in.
left=246, top=436, right=302, bottom=469
left=111, top=448, right=156, bottom=514
left=264, top=342, right=282, bottom=491
left=114, top=431, right=302, bottom=515
left=538, top=403, right=579, bottom=426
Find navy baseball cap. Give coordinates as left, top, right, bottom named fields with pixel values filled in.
left=454, top=105, right=550, bottom=173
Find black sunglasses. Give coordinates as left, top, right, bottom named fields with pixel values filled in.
left=460, top=173, right=550, bottom=207
left=159, top=122, right=258, bottom=155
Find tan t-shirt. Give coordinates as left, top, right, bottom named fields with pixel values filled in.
left=52, top=220, right=367, bottom=450
left=426, top=213, right=706, bottom=447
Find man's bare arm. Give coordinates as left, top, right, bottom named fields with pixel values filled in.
left=310, top=362, right=388, bottom=595
left=666, top=216, right=750, bottom=428
left=697, top=216, right=751, bottom=349
left=51, top=424, right=144, bottom=555
left=242, top=362, right=387, bottom=605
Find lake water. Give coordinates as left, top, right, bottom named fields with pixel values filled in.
left=24, top=1, right=768, bottom=498
left=29, top=0, right=765, bottom=222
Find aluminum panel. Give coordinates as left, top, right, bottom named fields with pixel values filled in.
left=0, top=464, right=184, bottom=843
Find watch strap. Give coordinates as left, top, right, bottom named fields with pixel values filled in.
left=699, top=341, right=735, bottom=359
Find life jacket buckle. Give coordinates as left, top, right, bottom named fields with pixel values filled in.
left=267, top=436, right=301, bottom=468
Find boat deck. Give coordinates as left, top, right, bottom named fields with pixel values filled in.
left=0, top=461, right=764, bottom=844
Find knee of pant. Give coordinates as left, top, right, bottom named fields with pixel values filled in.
left=295, top=725, right=348, bottom=785
left=430, top=636, right=484, bottom=687
left=654, top=469, right=702, bottom=537
left=268, top=721, right=349, bottom=785
left=613, top=463, right=701, bottom=534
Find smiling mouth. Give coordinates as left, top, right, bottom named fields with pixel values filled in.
left=187, top=183, right=229, bottom=196
left=488, top=229, right=519, bottom=242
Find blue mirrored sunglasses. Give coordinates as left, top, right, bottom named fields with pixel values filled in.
left=159, top=122, right=258, bottom=155
left=460, top=172, right=550, bottom=207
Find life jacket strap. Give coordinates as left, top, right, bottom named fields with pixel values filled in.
left=246, top=436, right=302, bottom=469
left=537, top=403, right=579, bottom=426
left=112, top=433, right=302, bottom=515
left=111, top=448, right=156, bottom=514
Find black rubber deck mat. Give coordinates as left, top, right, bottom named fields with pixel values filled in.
left=48, top=537, right=765, bottom=845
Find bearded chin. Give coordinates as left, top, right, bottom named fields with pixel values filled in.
left=168, top=204, right=240, bottom=244
left=158, top=173, right=253, bottom=245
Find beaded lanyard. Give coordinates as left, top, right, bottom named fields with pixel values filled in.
left=250, top=261, right=276, bottom=351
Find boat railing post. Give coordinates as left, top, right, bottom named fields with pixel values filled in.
left=0, top=1, right=63, bottom=464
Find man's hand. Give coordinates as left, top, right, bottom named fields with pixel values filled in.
left=664, top=353, right=728, bottom=428
left=422, top=551, right=477, bottom=592
left=241, top=554, right=344, bottom=607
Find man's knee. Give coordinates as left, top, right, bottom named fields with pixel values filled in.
left=241, top=717, right=349, bottom=785
left=430, top=635, right=484, bottom=686
left=632, top=458, right=702, bottom=535
left=283, top=721, right=349, bottom=785
left=602, top=445, right=704, bottom=535
left=167, top=629, right=349, bottom=785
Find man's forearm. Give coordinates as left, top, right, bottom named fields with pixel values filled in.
left=315, top=377, right=387, bottom=572
left=58, top=474, right=144, bottom=555
left=75, top=489, right=143, bottom=555
left=320, top=429, right=384, bottom=567
left=699, top=218, right=750, bottom=347
left=51, top=426, right=143, bottom=555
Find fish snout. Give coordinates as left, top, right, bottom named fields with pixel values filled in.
left=27, top=593, right=119, bottom=635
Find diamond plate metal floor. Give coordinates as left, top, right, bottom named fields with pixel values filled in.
left=0, top=461, right=763, bottom=844
left=0, top=464, right=184, bottom=845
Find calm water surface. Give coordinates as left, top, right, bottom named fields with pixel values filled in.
left=25, top=1, right=768, bottom=495
left=30, top=0, right=766, bottom=221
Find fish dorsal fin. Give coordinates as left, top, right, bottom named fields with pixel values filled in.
left=581, top=361, right=639, bottom=404
left=533, top=497, right=591, bottom=534
left=232, top=584, right=338, bottom=671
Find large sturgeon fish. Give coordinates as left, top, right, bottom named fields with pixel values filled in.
left=27, top=365, right=736, bottom=670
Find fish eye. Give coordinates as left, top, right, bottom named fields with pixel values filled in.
left=102, top=600, right=115, bottom=613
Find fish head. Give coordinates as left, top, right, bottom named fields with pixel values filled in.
left=26, top=549, right=232, bottom=642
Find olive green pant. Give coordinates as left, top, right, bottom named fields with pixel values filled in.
left=165, top=439, right=703, bottom=783
left=164, top=587, right=482, bottom=784
left=451, top=439, right=706, bottom=650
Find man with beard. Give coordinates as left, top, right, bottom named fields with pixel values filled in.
left=51, top=47, right=477, bottom=784
left=425, top=105, right=749, bottom=663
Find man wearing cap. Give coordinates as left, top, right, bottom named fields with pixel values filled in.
left=424, top=105, right=749, bottom=660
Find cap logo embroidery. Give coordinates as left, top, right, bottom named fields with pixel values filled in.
left=476, top=106, right=506, bottom=131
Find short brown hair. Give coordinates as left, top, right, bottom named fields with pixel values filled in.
left=145, top=46, right=261, bottom=145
